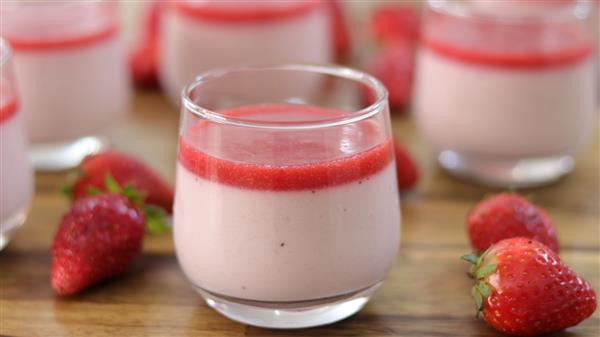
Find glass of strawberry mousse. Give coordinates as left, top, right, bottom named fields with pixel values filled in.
left=414, top=0, right=597, bottom=187
left=174, top=65, right=400, bottom=328
left=159, top=0, right=333, bottom=104
left=0, top=39, right=34, bottom=250
left=0, top=1, right=131, bottom=171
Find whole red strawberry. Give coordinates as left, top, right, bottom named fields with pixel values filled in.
left=129, top=1, right=164, bottom=88
left=130, top=40, right=159, bottom=89
left=51, top=193, right=145, bottom=296
left=393, top=139, right=419, bottom=190
left=366, top=42, right=414, bottom=110
left=467, top=193, right=559, bottom=253
left=463, top=238, right=596, bottom=336
left=327, top=0, right=352, bottom=59
left=370, top=6, right=420, bottom=45
left=71, top=151, right=174, bottom=213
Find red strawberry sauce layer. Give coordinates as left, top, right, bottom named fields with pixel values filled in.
left=178, top=104, right=393, bottom=191
left=175, top=0, right=325, bottom=23
left=422, top=13, right=593, bottom=68
left=0, top=99, right=18, bottom=124
left=5, top=26, right=118, bottom=52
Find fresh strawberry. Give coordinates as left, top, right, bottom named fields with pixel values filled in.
left=463, top=238, right=596, bottom=336
left=370, top=6, right=420, bottom=45
left=144, top=1, right=163, bottom=40
left=51, top=193, right=145, bottom=295
left=467, top=193, right=559, bottom=253
left=129, top=40, right=159, bottom=88
left=70, top=151, right=174, bottom=213
left=366, top=42, right=414, bottom=110
left=129, top=1, right=164, bottom=88
left=53, top=175, right=169, bottom=296
left=327, top=0, right=352, bottom=59
left=393, top=139, right=419, bottom=190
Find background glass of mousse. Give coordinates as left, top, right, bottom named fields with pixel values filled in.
left=174, top=65, right=400, bottom=328
left=0, top=39, right=34, bottom=250
left=159, top=0, right=333, bottom=104
left=414, top=0, right=597, bottom=187
left=0, top=1, right=131, bottom=170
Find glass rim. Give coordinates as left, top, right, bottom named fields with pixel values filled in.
left=181, top=64, right=389, bottom=130
left=426, top=0, right=592, bottom=23
left=0, top=38, right=11, bottom=67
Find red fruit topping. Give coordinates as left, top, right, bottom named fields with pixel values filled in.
left=6, top=26, right=118, bottom=52
left=71, top=151, right=174, bottom=213
left=129, top=2, right=164, bottom=88
left=51, top=193, right=145, bottom=295
left=327, top=0, right=352, bottom=59
left=422, top=8, right=593, bottom=68
left=366, top=43, right=414, bottom=110
left=175, top=1, right=324, bottom=23
left=178, top=104, right=394, bottom=191
left=129, top=40, right=159, bottom=89
left=393, top=139, right=419, bottom=190
left=463, top=238, right=596, bottom=336
left=467, top=193, right=559, bottom=253
left=371, top=6, right=420, bottom=44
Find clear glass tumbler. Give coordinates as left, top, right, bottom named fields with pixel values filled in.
left=414, top=0, right=597, bottom=187
left=0, top=1, right=131, bottom=171
left=0, top=39, right=34, bottom=250
left=159, top=1, right=333, bottom=104
left=174, top=65, right=400, bottom=328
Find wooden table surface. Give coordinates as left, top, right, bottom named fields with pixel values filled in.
left=1, top=91, right=598, bottom=337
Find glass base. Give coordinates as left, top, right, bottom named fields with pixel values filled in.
left=30, top=136, right=108, bottom=171
left=195, top=282, right=381, bottom=329
left=439, top=150, right=575, bottom=188
left=0, top=207, right=28, bottom=251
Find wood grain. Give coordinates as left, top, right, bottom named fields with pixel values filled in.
left=0, top=91, right=598, bottom=337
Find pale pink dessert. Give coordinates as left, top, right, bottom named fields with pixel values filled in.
left=159, top=1, right=333, bottom=103
left=413, top=1, right=596, bottom=186
left=0, top=97, right=34, bottom=249
left=174, top=104, right=400, bottom=302
left=1, top=3, right=130, bottom=143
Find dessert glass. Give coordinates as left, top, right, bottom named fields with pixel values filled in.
left=414, top=0, right=597, bottom=187
left=174, top=65, right=400, bottom=328
left=0, top=39, right=34, bottom=250
left=159, top=0, right=333, bottom=104
left=0, top=1, right=131, bottom=170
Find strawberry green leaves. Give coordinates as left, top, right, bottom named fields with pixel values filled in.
left=101, top=174, right=170, bottom=235
left=472, top=285, right=483, bottom=314
left=144, top=204, right=170, bottom=234
left=61, top=185, right=74, bottom=198
left=63, top=173, right=170, bottom=234
left=461, top=253, right=478, bottom=265
left=462, top=251, right=496, bottom=315
left=476, top=264, right=497, bottom=279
